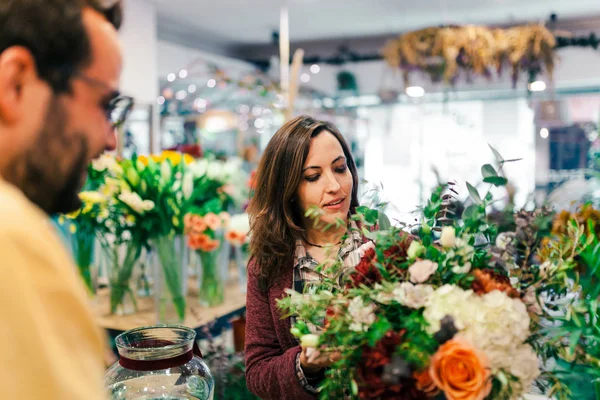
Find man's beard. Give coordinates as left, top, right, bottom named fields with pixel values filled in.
left=5, top=96, right=90, bottom=215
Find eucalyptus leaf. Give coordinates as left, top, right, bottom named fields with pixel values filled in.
left=483, top=176, right=508, bottom=186
left=466, top=182, right=483, bottom=205
left=481, top=164, right=498, bottom=178
left=462, top=204, right=480, bottom=220
left=489, top=144, right=504, bottom=163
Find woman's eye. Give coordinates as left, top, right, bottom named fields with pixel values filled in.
left=305, top=175, right=319, bottom=182
left=335, top=165, right=348, bottom=173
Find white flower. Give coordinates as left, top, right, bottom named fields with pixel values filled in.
left=190, top=159, right=208, bottom=178
left=91, top=154, right=122, bottom=175
left=393, top=283, right=434, bottom=309
left=452, top=262, right=472, bottom=274
left=495, top=232, right=514, bottom=250
left=408, top=260, right=438, bottom=283
left=118, top=191, right=155, bottom=214
left=161, top=161, right=172, bottom=183
left=228, top=213, right=250, bottom=235
left=348, top=297, right=376, bottom=332
left=423, top=285, right=476, bottom=332
left=207, top=161, right=225, bottom=181
left=182, top=173, right=194, bottom=200
left=440, top=226, right=456, bottom=248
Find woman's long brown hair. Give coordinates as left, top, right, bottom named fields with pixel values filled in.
left=247, top=115, right=359, bottom=291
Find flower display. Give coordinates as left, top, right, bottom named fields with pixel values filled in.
left=278, top=147, right=600, bottom=400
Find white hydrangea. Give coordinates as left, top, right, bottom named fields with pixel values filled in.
left=423, top=285, right=476, bottom=332
left=459, top=290, right=530, bottom=350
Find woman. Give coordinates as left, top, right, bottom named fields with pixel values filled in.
left=245, top=115, right=371, bottom=399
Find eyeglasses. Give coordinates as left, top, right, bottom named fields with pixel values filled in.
left=75, top=73, right=134, bottom=128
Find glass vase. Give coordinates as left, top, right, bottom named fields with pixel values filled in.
left=105, top=241, right=142, bottom=316
left=152, top=235, right=188, bottom=324
left=105, top=325, right=214, bottom=400
left=196, top=249, right=224, bottom=307
left=71, top=229, right=98, bottom=296
left=233, top=244, right=249, bottom=293
left=135, top=247, right=153, bottom=298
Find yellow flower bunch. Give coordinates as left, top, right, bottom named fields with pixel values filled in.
left=137, top=151, right=194, bottom=167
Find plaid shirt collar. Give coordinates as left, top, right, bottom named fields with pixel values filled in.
left=293, top=220, right=366, bottom=291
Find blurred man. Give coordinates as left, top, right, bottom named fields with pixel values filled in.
left=0, top=0, right=130, bottom=397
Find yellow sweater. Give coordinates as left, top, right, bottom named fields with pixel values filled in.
left=0, top=179, right=106, bottom=399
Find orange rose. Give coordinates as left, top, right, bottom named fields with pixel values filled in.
left=204, top=212, right=221, bottom=231
left=413, top=369, right=439, bottom=397
left=183, top=213, right=194, bottom=232
left=201, top=239, right=221, bottom=252
left=430, top=339, right=492, bottom=400
left=188, top=233, right=210, bottom=251
left=192, top=217, right=207, bottom=234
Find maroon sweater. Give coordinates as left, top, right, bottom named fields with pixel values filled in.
left=245, top=258, right=317, bottom=400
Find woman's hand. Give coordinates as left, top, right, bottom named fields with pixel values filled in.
left=300, top=346, right=341, bottom=375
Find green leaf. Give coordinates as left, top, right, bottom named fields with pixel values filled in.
left=368, top=316, right=392, bottom=347
left=378, top=211, right=391, bottom=231
left=462, top=204, right=480, bottom=220
left=466, top=182, right=483, bottom=205
left=489, top=144, right=504, bottom=163
left=483, top=176, right=508, bottom=186
left=481, top=164, right=498, bottom=178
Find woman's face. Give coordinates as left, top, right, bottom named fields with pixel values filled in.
left=296, top=131, right=354, bottom=231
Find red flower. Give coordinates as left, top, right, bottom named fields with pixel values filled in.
left=380, top=231, right=416, bottom=273
left=471, top=268, right=520, bottom=298
left=357, top=331, right=427, bottom=399
left=347, top=248, right=382, bottom=288
left=324, top=305, right=342, bottom=329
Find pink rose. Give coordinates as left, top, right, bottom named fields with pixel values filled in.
left=409, top=260, right=438, bottom=283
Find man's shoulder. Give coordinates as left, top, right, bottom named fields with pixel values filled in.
left=0, top=180, right=48, bottom=235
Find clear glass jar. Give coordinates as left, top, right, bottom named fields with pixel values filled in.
left=105, top=325, right=214, bottom=399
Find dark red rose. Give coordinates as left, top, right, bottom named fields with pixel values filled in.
left=355, top=331, right=427, bottom=399
left=348, top=247, right=382, bottom=288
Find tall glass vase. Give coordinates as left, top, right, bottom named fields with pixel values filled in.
left=105, top=241, right=142, bottom=316
left=135, top=247, right=153, bottom=298
left=71, top=229, right=98, bottom=296
left=234, top=244, right=249, bottom=293
left=152, top=235, right=187, bottom=324
left=196, top=249, right=224, bottom=307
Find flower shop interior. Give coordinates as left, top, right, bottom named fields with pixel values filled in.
left=57, top=0, right=600, bottom=398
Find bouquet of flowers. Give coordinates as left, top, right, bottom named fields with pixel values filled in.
left=58, top=155, right=117, bottom=294
left=279, top=147, right=600, bottom=400
left=184, top=157, right=236, bottom=306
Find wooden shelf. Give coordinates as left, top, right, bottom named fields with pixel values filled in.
left=91, top=275, right=247, bottom=334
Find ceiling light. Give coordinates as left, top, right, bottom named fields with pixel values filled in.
left=540, top=128, right=549, bottom=139
left=310, top=64, right=320, bottom=74
left=406, top=86, right=425, bottom=98
left=528, top=81, right=546, bottom=92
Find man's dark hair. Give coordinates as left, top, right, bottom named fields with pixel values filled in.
left=0, top=0, right=122, bottom=93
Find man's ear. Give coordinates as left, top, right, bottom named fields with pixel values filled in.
left=0, top=46, right=38, bottom=125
